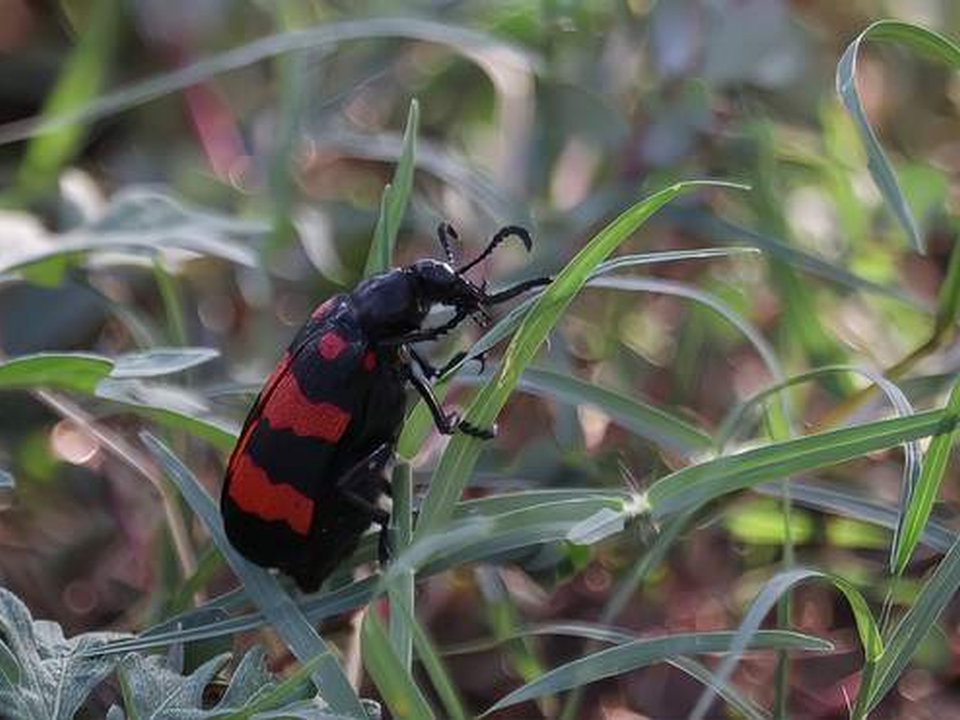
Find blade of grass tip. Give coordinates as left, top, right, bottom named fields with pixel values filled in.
left=0, top=352, right=113, bottom=393
left=892, top=373, right=960, bottom=575
left=647, top=409, right=951, bottom=520
left=8, top=0, right=119, bottom=203
left=361, top=610, right=436, bottom=720
left=482, top=628, right=830, bottom=716
left=867, top=528, right=960, bottom=710
left=364, top=99, right=419, bottom=278
left=837, top=20, right=960, bottom=253
left=688, top=568, right=881, bottom=720
left=140, top=433, right=367, bottom=718
left=415, top=181, right=748, bottom=539
left=388, top=462, right=415, bottom=672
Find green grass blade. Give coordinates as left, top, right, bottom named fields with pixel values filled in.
left=365, top=100, right=419, bottom=277
left=140, top=433, right=366, bottom=718
left=391, top=594, right=469, bottom=720
left=892, top=374, right=960, bottom=575
left=689, top=569, right=881, bottom=720
left=457, top=367, right=712, bottom=456
left=361, top=611, right=436, bottom=720
left=388, top=463, right=415, bottom=671
left=758, top=480, right=955, bottom=553
left=483, top=629, right=829, bottom=716
left=868, top=530, right=960, bottom=709
left=10, top=0, right=119, bottom=201
left=0, top=353, right=113, bottom=393
left=222, top=651, right=327, bottom=720
left=648, top=409, right=952, bottom=519
left=110, top=348, right=219, bottom=378
left=0, top=19, right=535, bottom=147
left=836, top=20, right=960, bottom=252
left=415, top=181, right=746, bottom=539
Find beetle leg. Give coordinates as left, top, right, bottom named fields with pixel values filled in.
left=409, top=347, right=439, bottom=378
left=380, top=308, right=470, bottom=345
left=403, top=364, right=497, bottom=439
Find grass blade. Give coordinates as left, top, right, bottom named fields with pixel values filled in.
left=361, top=611, right=436, bottom=720
left=365, top=100, right=419, bottom=277
left=688, top=568, right=881, bottom=720
left=891, top=374, right=960, bottom=574
left=648, top=409, right=952, bottom=519
left=836, top=20, right=960, bottom=252
left=140, top=433, right=366, bottom=718
left=868, top=530, right=960, bottom=709
left=9, top=0, right=119, bottom=201
left=415, top=181, right=747, bottom=539
left=483, top=629, right=829, bottom=716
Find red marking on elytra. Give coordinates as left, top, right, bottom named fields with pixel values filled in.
left=311, top=297, right=336, bottom=319
left=318, top=331, right=348, bottom=360
left=362, top=350, right=377, bottom=372
left=264, top=376, right=351, bottom=442
left=228, top=453, right=314, bottom=535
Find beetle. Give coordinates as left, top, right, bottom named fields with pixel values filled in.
left=221, top=223, right=551, bottom=592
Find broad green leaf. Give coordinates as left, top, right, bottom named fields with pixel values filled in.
left=837, top=20, right=960, bottom=252
left=361, top=611, right=435, bottom=720
left=648, top=409, right=952, bottom=519
left=892, top=373, right=960, bottom=575
left=141, top=434, right=365, bottom=718
left=0, top=353, right=112, bottom=393
left=0, top=587, right=125, bottom=720
left=484, top=629, right=829, bottom=716
left=117, top=652, right=232, bottom=718
left=96, top=379, right=238, bottom=452
left=365, top=100, right=419, bottom=277
left=416, top=181, right=745, bottom=539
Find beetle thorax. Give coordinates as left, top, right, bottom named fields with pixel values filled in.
left=350, top=269, right=430, bottom=340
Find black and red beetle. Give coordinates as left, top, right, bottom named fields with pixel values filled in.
left=221, top=223, right=550, bottom=592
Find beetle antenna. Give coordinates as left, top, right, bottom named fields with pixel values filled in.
left=457, top=225, right=533, bottom=275
left=482, top=276, right=552, bottom=305
left=437, top=222, right=458, bottom=265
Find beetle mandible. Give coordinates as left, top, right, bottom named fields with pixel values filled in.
left=221, top=223, right=550, bottom=592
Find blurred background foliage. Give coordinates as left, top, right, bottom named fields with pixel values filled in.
left=3, top=0, right=960, bottom=717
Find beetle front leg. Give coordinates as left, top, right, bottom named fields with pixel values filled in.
left=403, top=363, right=496, bottom=440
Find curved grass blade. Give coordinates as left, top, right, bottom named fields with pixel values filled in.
left=648, top=409, right=952, bottom=519
left=364, top=100, right=419, bottom=277
left=837, top=20, right=960, bottom=252
left=0, top=18, right=537, bottom=146
left=415, top=181, right=747, bottom=539
left=689, top=568, right=880, bottom=720
left=482, top=629, right=829, bottom=716
left=140, top=433, right=366, bottom=718
left=455, top=368, right=712, bottom=456
left=892, top=373, right=960, bottom=575
left=361, top=611, right=436, bottom=720
left=867, top=530, right=960, bottom=710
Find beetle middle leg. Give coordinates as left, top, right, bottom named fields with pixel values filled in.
left=335, top=443, right=395, bottom=566
left=402, top=362, right=496, bottom=440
